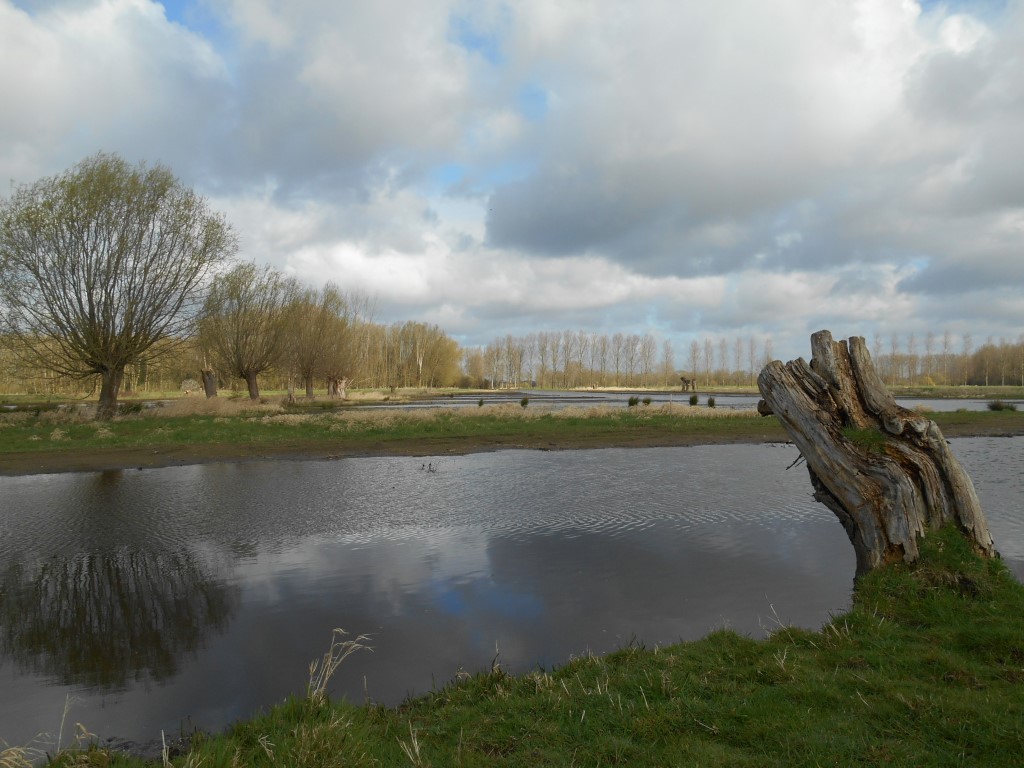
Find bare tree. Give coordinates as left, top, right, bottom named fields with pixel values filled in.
left=924, top=331, right=935, bottom=382
left=747, top=336, right=757, bottom=385
left=660, top=339, right=676, bottom=386
left=961, top=333, right=973, bottom=385
left=200, top=263, right=296, bottom=399
left=0, top=153, right=235, bottom=418
left=690, top=340, right=701, bottom=383
left=732, top=337, right=743, bottom=386
left=942, top=330, right=952, bottom=384
left=612, top=333, right=626, bottom=386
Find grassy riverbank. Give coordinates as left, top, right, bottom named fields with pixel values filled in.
left=0, top=400, right=784, bottom=475
left=13, top=526, right=1018, bottom=767
left=1, top=397, right=1022, bottom=475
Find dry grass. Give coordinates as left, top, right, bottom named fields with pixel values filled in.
left=0, top=744, right=44, bottom=768
left=147, top=396, right=281, bottom=419
left=37, top=407, right=93, bottom=425
left=261, top=413, right=315, bottom=426
left=307, top=629, right=372, bottom=706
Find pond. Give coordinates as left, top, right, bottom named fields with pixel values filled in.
left=1, top=438, right=1021, bottom=752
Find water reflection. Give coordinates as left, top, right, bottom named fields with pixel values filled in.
left=0, top=438, right=1019, bottom=748
left=0, top=549, right=237, bottom=690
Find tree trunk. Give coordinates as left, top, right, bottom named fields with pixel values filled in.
left=244, top=370, right=260, bottom=400
left=201, top=369, right=218, bottom=399
left=97, top=367, right=124, bottom=420
left=758, top=330, right=995, bottom=576
left=304, top=375, right=315, bottom=399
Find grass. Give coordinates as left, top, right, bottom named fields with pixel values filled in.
left=0, top=397, right=1020, bottom=477
left=0, top=400, right=785, bottom=461
left=842, top=425, right=889, bottom=455
left=41, top=526, right=1024, bottom=767
left=988, top=400, right=1018, bottom=412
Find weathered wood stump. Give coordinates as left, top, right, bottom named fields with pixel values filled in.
left=758, top=330, right=995, bottom=576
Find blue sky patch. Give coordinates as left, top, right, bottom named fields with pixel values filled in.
left=918, top=0, right=1008, bottom=19
left=448, top=11, right=505, bottom=65
left=518, top=84, right=549, bottom=122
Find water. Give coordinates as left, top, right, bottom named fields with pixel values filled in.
left=0, top=438, right=1021, bottom=750
left=397, top=390, right=1017, bottom=412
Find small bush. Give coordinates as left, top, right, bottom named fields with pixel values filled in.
left=627, top=396, right=640, bottom=407
left=707, top=396, right=716, bottom=408
left=520, top=397, right=529, bottom=408
left=478, top=398, right=484, bottom=407
left=987, top=400, right=1018, bottom=411
left=118, top=401, right=143, bottom=415
left=642, top=397, right=652, bottom=406
left=689, top=394, right=699, bottom=406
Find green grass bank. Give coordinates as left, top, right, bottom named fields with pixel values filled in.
left=1, top=397, right=1022, bottom=476
left=15, top=526, right=1021, bottom=767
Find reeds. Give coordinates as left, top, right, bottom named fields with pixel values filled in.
left=307, top=629, right=372, bottom=705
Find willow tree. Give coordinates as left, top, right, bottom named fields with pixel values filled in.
left=0, top=154, right=236, bottom=418
left=199, top=263, right=296, bottom=400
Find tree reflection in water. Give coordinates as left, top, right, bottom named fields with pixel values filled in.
left=0, top=548, right=238, bottom=690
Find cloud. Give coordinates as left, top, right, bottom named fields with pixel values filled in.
left=2, top=0, right=1022, bottom=361
left=0, top=0, right=230, bottom=180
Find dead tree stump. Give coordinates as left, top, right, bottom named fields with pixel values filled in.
left=757, top=330, right=995, bottom=576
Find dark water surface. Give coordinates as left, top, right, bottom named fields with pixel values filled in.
left=1, top=438, right=1021, bottom=749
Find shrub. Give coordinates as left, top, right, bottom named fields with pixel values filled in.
left=642, top=397, right=652, bottom=406
left=520, top=397, right=529, bottom=408
left=707, top=396, right=716, bottom=408
left=627, top=396, right=640, bottom=407
left=689, top=394, right=699, bottom=406
left=988, top=400, right=1018, bottom=411
left=478, top=398, right=484, bottom=407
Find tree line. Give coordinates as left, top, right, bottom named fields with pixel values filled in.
left=2, top=155, right=1020, bottom=419
left=465, top=332, right=779, bottom=390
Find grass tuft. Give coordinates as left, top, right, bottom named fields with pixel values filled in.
left=307, top=629, right=373, bottom=706
left=987, top=399, right=1018, bottom=411
left=842, top=425, right=888, bottom=454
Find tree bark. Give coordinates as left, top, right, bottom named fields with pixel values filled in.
left=97, top=367, right=124, bottom=420
left=244, top=370, right=260, bottom=400
left=326, top=377, right=349, bottom=399
left=201, top=369, right=218, bottom=399
left=758, top=330, right=995, bottom=576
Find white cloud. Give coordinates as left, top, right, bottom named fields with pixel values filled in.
left=2, top=0, right=1022, bottom=361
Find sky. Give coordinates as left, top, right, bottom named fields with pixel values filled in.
left=1, top=0, right=1022, bottom=363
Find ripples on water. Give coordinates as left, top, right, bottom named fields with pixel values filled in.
left=0, top=438, right=1020, bottom=749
